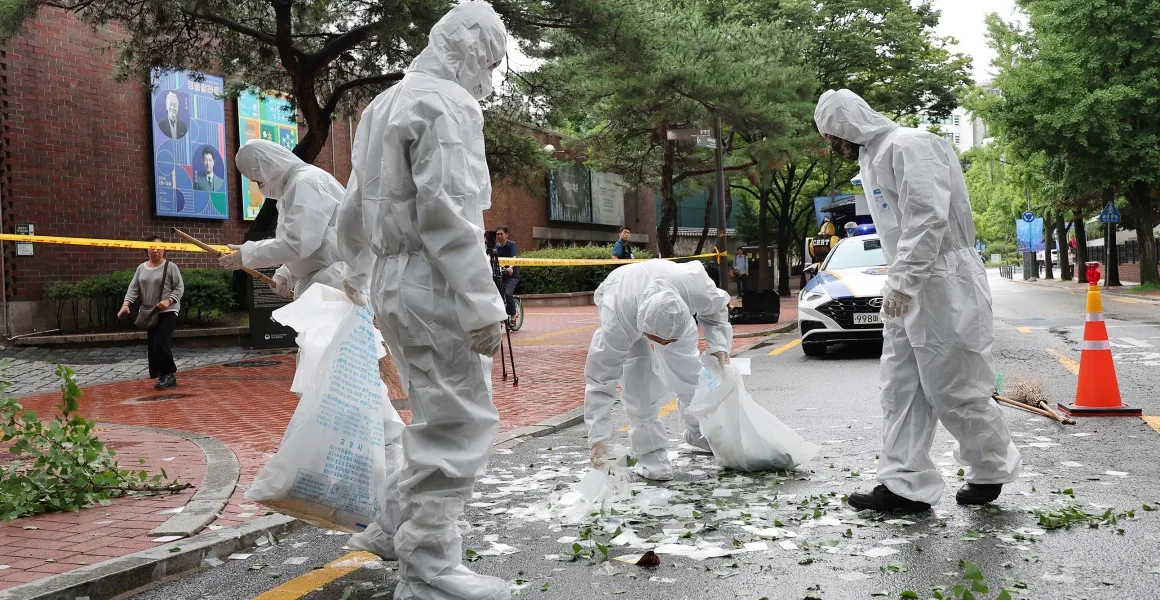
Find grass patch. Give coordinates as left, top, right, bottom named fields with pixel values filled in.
left=1126, top=282, right=1160, bottom=294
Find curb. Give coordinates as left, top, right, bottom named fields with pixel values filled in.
left=13, top=326, right=249, bottom=347
left=0, top=515, right=302, bottom=600
left=1017, top=278, right=1160, bottom=305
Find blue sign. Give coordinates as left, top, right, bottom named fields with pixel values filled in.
left=1022, top=211, right=1035, bottom=223
left=1016, top=217, right=1046, bottom=253
left=1099, top=201, right=1121, bottom=224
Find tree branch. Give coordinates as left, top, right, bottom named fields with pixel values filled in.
left=179, top=7, right=277, bottom=46
left=323, top=72, right=405, bottom=115
left=673, top=161, right=757, bottom=186
left=271, top=0, right=300, bottom=76
left=308, top=21, right=380, bottom=70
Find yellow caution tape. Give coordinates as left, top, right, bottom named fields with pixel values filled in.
left=0, top=234, right=231, bottom=254
left=0, top=234, right=729, bottom=267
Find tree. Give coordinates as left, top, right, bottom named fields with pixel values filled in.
left=981, top=1, right=1160, bottom=286
left=527, top=0, right=811, bottom=258
left=0, top=0, right=595, bottom=165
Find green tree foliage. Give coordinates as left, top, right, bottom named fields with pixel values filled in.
left=981, top=0, right=1160, bottom=285
left=0, top=0, right=594, bottom=179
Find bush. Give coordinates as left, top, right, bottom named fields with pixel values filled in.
left=517, top=244, right=655, bottom=295
left=180, top=269, right=235, bottom=322
left=46, top=268, right=238, bottom=331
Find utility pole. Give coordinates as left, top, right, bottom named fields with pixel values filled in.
left=713, top=115, right=728, bottom=290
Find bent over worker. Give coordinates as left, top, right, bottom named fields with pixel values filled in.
left=814, top=89, right=1021, bottom=512
left=219, top=139, right=346, bottom=299
left=585, top=259, right=733, bottom=481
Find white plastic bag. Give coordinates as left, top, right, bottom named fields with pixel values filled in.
left=687, top=353, right=818, bottom=472
left=246, top=295, right=403, bottom=532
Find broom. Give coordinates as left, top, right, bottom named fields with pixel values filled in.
left=993, top=372, right=1075, bottom=425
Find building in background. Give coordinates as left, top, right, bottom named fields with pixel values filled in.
left=0, top=8, right=653, bottom=334
left=915, top=81, right=999, bottom=151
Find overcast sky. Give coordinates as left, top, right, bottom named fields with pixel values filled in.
left=930, top=0, right=1022, bottom=83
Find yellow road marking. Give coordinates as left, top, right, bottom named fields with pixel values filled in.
left=618, top=400, right=678, bottom=432
left=1046, top=348, right=1080, bottom=376
left=1142, top=416, right=1160, bottom=436
left=1016, top=327, right=1033, bottom=334
left=511, top=324, right=596, bottom=346
left=250, top=552, right=378, bottom=600
left=768, top=338, right=802, bottom=356
left=1111, top=297, right=1140, bottom=304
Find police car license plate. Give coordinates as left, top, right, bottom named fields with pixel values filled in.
left=853, top=313, right=881, bottom=325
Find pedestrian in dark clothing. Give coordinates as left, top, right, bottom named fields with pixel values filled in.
left=118, top=236, right=185, bottom=389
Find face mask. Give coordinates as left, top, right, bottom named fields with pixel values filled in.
left=460, top=69, right=494, bottom=101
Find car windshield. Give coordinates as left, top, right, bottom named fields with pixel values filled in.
left=823, top=237, right=887, bottom=270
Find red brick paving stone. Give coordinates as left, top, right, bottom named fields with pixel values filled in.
left=7, top=303, right=796, bottom=586
left=0, top=426, right=203, bottom=587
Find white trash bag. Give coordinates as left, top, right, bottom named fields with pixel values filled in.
left=246, top=288, right=404, bottom=532
left=688, top=353, right=818, bottom=472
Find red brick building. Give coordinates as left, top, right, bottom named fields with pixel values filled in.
left=0, top=10, right=655, bottom=335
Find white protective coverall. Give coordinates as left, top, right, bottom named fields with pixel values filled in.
left=336, top=4, right=509, bottom=599
left=234, top=139, right=347, bottom=299
left=585, top=260, right=733, bottom=480
left=814, top=89, right=1021, bottom=505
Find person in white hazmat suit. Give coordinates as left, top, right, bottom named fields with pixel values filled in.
left=335, top=4, right=510, bottom=599
left=586, top=259, right=733, bottom=481
left=218, top=139, right=346, bottom=299
left=813, top=89, right=1021, bottom=512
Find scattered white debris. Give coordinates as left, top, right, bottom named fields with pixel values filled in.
left=151, top=535, right=183, bottom=543
left=1105, top=471, right=1129, bottom=477
left=227, top=553, right=252, bottom=560
left=161, top=457, right=176, bottom=462
left=283, top=556, right=310, bottom=565
left=777, top=540, right=798, bottom=551
left=157, top=506, right=184, bottom=515
left=860, top=547, right=900, bottom=558
left=884, top=519, right=914, bottom=526
left=878, top=539, right=911, bottom=546
left=1059, top=461, right=1084, bottom=468
left=201, top=558, right=223, bottom=568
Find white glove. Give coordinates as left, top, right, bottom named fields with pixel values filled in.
left=468, top=323, right=503, bottom=357
left=217, top=244, right=243, bottom=269
left=711, top=350, right=730, bottom=368
left=343, top=280, right=366, bottom=306
left=881, top=287, right=912, bottom=319
left=590, top=440, right=608, bottom=468
left=268, top=272, right=293, bottom=298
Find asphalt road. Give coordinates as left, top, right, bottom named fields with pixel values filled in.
left=132, top=272, right=1160, bottom=600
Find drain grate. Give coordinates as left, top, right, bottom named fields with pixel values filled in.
left=127, top=393, right=190, bottom=403
left=223, top=360, right=283, bottom=368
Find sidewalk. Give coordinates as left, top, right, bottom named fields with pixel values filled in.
left=0, top=299, right=795, bottom=591
left=1017, top=275, right=1160, bottom=303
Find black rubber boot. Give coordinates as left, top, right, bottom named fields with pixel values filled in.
left=848, top=484, right=932, bottom=513
left=956, top=483, right=1003, bottom=506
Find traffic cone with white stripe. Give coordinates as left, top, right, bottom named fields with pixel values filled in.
left=1058, top=262, right=1141, bottom=417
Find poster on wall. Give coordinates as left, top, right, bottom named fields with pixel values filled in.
left=548, top=165, right=592, bottom=223
left=238, top=90, right=298, bottom=220
left=151, top=69, right=229, bottom=219
left=591, top=171, right=626, bottom=226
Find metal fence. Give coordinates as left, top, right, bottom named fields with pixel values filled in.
left=999, top=265, right=1015, bottom=280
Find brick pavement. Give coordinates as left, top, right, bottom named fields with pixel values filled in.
left=0, top=344, right=273, bottom=396
left=0, top=427, right=204, bottom=590
left=2, top=300, right=795, bottom=588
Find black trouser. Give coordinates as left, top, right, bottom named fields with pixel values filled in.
left=147, top=311, right=178, bottom=379
left=502, top=276, right=520, bottom=316
left=735, top=274, right=748, bottom=297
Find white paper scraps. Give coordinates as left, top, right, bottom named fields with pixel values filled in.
left=777, top=540, right=798, bottom=551
left=157, top=506, right=184, bottom=515
left=1059, top=461, right=1084, bottom=468
left=743, top=542, right=770, bottom=552
left=741, top=526, right=797, bottom=539
left=884, top=519, right=915, bottom=526
left=1105, top=471, right=1129, bottom=477
left=860, top=547, right=900, bottom=558
left=283, top=557, right=310, bottom=565
left=878, top=539, right=911, bottom=546
left=712, top=488, right=734, bottom=498
left=151, top=535, right=184, bottom=543
left=227, top=553, right=253, bottom=560
left=161, top=457, right=176, bottom=462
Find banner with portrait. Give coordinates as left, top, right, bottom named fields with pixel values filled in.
left=151, top=69, right=229, bottom=219
left=238, top=90, right=299, bottom=220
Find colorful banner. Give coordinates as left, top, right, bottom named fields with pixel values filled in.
left=238, top=90, right=299, bottom=220
left=1016, top=217, right=1046, bottom=252
left=151, top=69, right=229, bottom=219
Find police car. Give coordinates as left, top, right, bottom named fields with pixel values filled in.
left=798, top=229, right=887, bottom=356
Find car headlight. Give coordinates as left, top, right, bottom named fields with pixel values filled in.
left=800, top=289, right=828, bottom=303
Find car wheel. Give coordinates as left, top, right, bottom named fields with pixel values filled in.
left=801, top=341, right=826, bottom=357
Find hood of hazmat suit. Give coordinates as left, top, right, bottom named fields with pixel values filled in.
left=585, top=260, right=732, bottom=472
left=814, top=90, right=1020, bottom=505
left=235, top=140, right=346, bottom=297
left=336, top=5, right=512, bottom=600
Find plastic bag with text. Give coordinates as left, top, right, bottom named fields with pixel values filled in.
left=687, top=353, right=818, bottom=472
left=246, top=300, right=402, bottom=532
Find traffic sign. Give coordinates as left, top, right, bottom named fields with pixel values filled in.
left=1022, top=211, right=1035, bottom=223
left=667, top=128, right=713, bottom=141
left=695, top=135, right=717, bottom=149
left=1099, top=201, right=1121, bottom=224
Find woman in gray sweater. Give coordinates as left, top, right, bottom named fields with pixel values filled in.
left=117, top=236, right=185, bottom=389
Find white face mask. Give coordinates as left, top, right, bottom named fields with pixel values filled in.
left=460, top=69, right=494, bottom=101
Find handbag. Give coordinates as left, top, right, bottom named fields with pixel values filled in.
left=134, top=261, right=171, bottom=329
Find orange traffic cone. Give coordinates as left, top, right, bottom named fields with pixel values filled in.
left=1058, top=262, right=1141, bottom=417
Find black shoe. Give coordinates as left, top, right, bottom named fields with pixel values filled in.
left=956, top=483, right=1003, bottom=506
left=157, top=374, right=177, bottom=390
left=847, top=485, right=932, bottom=513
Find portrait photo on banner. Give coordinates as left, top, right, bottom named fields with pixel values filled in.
left=237, top=90, right=299, bottom=220
left=151, top=69, right=229, bottom=219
